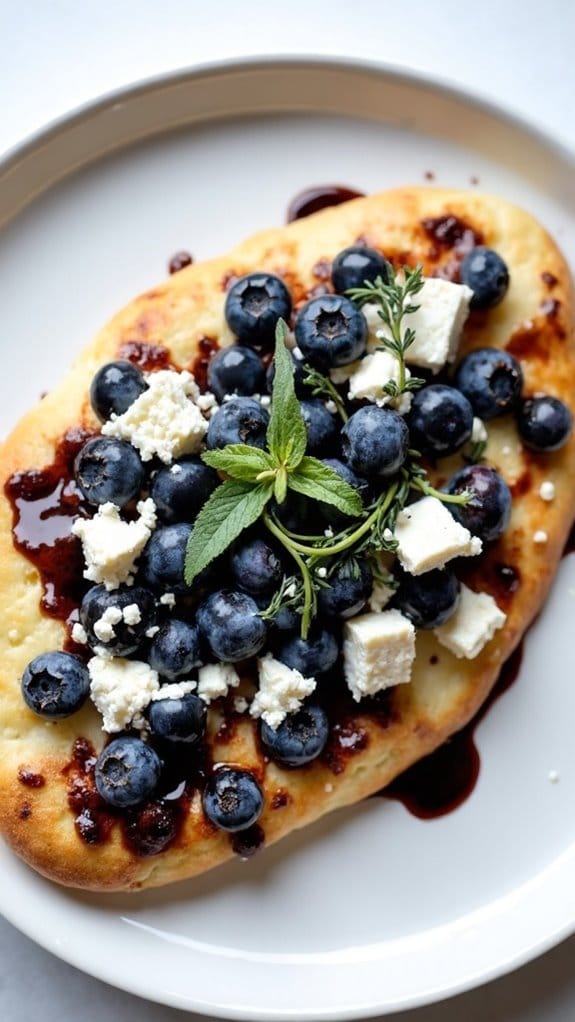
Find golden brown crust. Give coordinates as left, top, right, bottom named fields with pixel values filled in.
left=0, top=186, right=574, bottom=891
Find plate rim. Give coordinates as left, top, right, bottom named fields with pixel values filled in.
left=1, top=54, right=575, bottom=1020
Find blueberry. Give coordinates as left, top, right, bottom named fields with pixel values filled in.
left=74, top=436, right=145, bottom=507
left=516, top=395, right=573, bottom=452
left=393, top=568, right=460, bottom=629
left=273, top=605, right=301, bottom=632
left=148, top=693, right=206, bottom=746
left=454, top=348, right=523, bottom=419
left=318, top=458, right=372, bottom=530
left=460, top=246, right=510, bottom=308
left=342, top=406, right=409, bottom=477
left=274, top=628, right=339, bottom=676
left=443, top=465, right=511, bottom=543
left=148, top=619, right=203, bottom=679
left=202, top=766, right=264, bottom=832
left=295, top=294, right=367, bottom=370
left=206, top=397, right=269, bottom=450
left=21, top=651, right=90, bottom=719
left=90, top=360, right=147, bottom=421
left=408, top=384, right=474, bottom=458
left=224, top=272, right=292, bottom=348
left=140, top=522, right=196, bottom=594
left=331, top=245, right=391, bottom=293
left=197, top=590, right=267, bottom=661
left=266, top=350, right=308, bottom=398
left=94, top=736, right=162, bottom=808
left=80, top=584, right=157, bottom=655
left=150, top=457, right=219, bottom=525
left=260, top=705, right=329, bottom=767
left=207, top=345, right=265, bottom=402
left=317, top=557, right=373, bottom=619
left=230, top=535, right=283, bottom=597
left=300, top=399, right=338, bottom=455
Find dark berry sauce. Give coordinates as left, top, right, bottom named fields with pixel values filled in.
left=118, top=340, right=171, bottom=371
left=231, top=823, right=265, bottom=858
left=287, top=185, right=365, bottom=223
left=4, top=427, right=94, bottom=621
left=421, top=213, right=483, bottom=281
left=168, top=251, right=193, bottom=275
left=382, top=641, right=524, bottom=818
left=18, top=769, right=46, bottom=788
left=190, top=336, right=219, bottom=393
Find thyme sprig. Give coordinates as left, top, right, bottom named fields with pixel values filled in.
left=302, top=364, right=349, bottom=422
left=346, top=264, right=426, bottom=398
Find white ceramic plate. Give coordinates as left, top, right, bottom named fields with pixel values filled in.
left=1, top=58, right=575, bottom=1020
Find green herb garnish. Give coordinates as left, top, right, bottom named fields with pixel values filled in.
left=346, top=265, right=426, bottom=398
left=184, top=321, right=362, bottom=596
left=302, top=363, right=348, bottom=422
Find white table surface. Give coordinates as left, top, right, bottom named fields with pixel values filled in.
left=1, top=1, right=574, bottom=1019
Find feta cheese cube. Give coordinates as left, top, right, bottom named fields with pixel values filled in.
left=347, top=350, right=413, bottom=414
left=102, top=369, right=207, bottom=463
left=197, top=663, right=240, bottom=704
left=471, top=417, right=487, bottom=444
left=434, top=584, right=506, bottom=658
left=88, top=656, right=160, bottom=732
left=394, top=496, right=482, bottom=575
left=72, top=498, right=157, bottom=590
left=250, top=655, right=316, bottom=730
left=343, top=609, right=415, bottom=700
left=368, top=278, right=472, bottom=372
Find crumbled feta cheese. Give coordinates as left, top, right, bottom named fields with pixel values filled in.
left=250, top=655, right=316, bottom=730
left=394, top=496, right=482, bottom=575
left=368, top=279, right=472, bottom=372
left=260, top=395, right=271, bottom=407
left=539, top=481, right=556, bottom=502
left=71, top=622, right=88, bottom=645
left=146, top=625, right=160, bottom=638
left=93, top=605, right=123, bottom=642
left=317, top=566, right=328, bottom=579
left=343, top=609, right=415, bottom=701
left=292, top=345, right=304, bottom=361
left=329, top=362, right=359, bottom=385
left=170, top=463, right=183, bottom=475
left=533, top=530, right=548, bottom=544
left=368, top=579, right=395, bottom=613
left=471, top=417, right=487, bottom=444
left=382, top=527, right=394, bottom=542
left=195, top=391, right=218, bottom=413
left=72, top=498, right=157, bottom=590
left=160, top=592, right=176, bottom=607
left=324, top=527, right=334, bottom=538
left=284, top=581, right=297, bottom=599
left=101, top=369, right=207, bottom=463
left=88, top=656, right=160, bottom=732
left=151, top=680, right=197, bottom=701
left=325, top=400, right=338, bottom=414
left=122, top=603, right=142, bottom=626
left=233, top=695, right=249, bottom=714
left=347, top=350, right=413, bottom=414
left=324, top=782, right=333, bottom=793
left=197, top=662, right=240, bottom=703
left=434, top=584, right=506, bottom=659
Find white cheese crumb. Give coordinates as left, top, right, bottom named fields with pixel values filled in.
left=343, top=609, right=415, bottom=701
left=72, top=498, right=157, bottom=591
left=122, top=603, right=142, bottom=626
left=329, top=362, right=358, bottom=385
left=151, top=680, right=197, bottom=701
left=324, top=527, right=334, bottom=538
left=250, top=654, right=316, bottom=730
left=347, top=349, right=413, bottom=413
left=233, top=695, right=249, bottom=714
left=367, top=279, right=473, bottom=372
left=471, top=417, right=487, bottom=444
left=93, top=605, right=123, bottom=642
left=382, top=527, right=394, bottom=542
left=284, top=581, right=297, bottom=599
left=102, top=369, right=207, bottom=463
left=160, top=592, right=176, bottom=607
left=71, top=622, right=88, bottom=645
left=394, top=496, right=482, bottom=575
left=548, top=769, right=560, bottom=783
left=195, top=391, right=218, bottom=412
left=260, top=395, right=271, bottom=408
left=533, top=530, right=548, bottom=544
left=325, top=399, right=338, bottom=414
left=197, top=663, right=240, bottom=703
left=88, top=656, right=160, bottom=732
left=539, top=481, right=556, bottom=502
left=292, top=345, right=304, bottom=361
left=146, top=625, right=160, bottom=638
left=324, top=782, right=334, bottom=793
left=317, top=566, right=328, bottom=579
left=434, top=584, right=506, bottom=659
left=368, top=579, right=395, bottom=613
left=170, top=463, right=183, bottom=475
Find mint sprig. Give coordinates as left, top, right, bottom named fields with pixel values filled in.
left=184, top=321, right=362, bottom=590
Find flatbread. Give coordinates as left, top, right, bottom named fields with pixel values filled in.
left=0, top=186, right=573, bottom=891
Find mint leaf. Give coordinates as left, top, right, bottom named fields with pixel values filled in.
left=184, top=480, right=272, bottom=584
left=202, top=445, right=275, bottom=482
left=266, top=320, right=307, bottom=469
left=288, top=457, right=363, bottom=517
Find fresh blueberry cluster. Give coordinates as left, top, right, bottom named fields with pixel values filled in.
left=19, top=241, right=572, bottom=841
